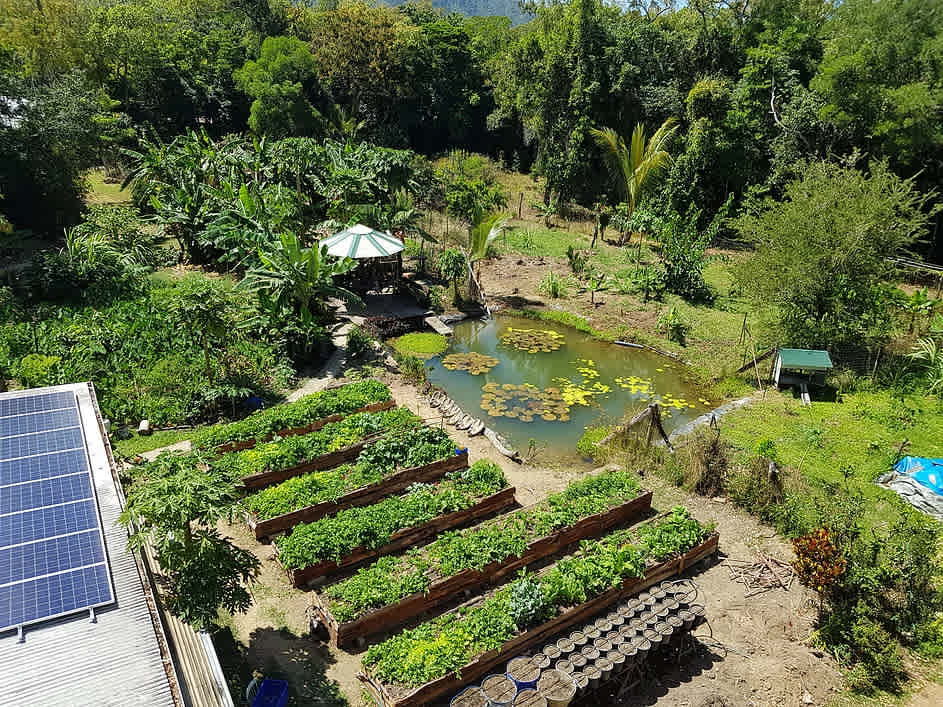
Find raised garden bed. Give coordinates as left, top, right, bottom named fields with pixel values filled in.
left=247, top=450, right=469, bottom=539
left=216, top=399, right=396, bottom=454
left=314, top=488, right=653, bottom=646
left=359, top=510, right=718, bottom=707
left=281, top=485, right=517, bottom=587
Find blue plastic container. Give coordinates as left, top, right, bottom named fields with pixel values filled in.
left=506, top=656, right=539, bottom=691
left=455, top=447, right=468, bottom=456
left=252, top=679, right=289, bottom=707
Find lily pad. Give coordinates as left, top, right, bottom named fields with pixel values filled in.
left=442, top=352, right=499, bottom=375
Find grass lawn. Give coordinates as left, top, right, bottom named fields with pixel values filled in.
left=85, top=168, right=132, bottom=206
left=112, top=427, right=196, bottom=458
left=719, top=388, right=943, bottom=527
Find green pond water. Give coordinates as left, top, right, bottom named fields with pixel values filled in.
left=426, top=315, right=712, bottom=462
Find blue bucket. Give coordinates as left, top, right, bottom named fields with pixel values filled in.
left=506, top=656, right=540, bottom=691
left=251, top=679, right=289, bottom=707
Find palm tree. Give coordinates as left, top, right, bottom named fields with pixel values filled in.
left=590, top=118, right=678, bottom=245
left=466, top=210, right=509, bottom=302
left=241, top=232, right=361, bottom=322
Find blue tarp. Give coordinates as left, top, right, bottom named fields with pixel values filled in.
left=894, top=456, right=943, bottom=497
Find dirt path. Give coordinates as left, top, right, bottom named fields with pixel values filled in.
left=218, top=366, right=842, bottom=706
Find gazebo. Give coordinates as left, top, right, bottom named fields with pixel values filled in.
left=321, top=224, right=404, bottom=296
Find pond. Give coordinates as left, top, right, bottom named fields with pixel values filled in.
left=425, top=315, right=712, bottom=463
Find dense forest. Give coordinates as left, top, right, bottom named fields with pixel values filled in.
left=3, top=2, right=943, bottom=702
left=1, top=0, right=941, bottom=257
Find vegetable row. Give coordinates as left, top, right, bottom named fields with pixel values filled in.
left=192, top=380, right=391, bottom=449
left=323, top=470, right=643, bottom=623
left=362, top=506, right=713, bottom=688
left=275, top=461, right=509, bottom=570
left=243, top=422, right=457, bottom=521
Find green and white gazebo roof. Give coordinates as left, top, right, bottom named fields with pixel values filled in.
left=321, top=224, right=404, bottom=259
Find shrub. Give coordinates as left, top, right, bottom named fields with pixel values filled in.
left=576, top=426, right=610, bottom=461
left=346, top=325, right=372, bottom=358
left=566, top=245, right=588, bottom=275
left=657, top=307, right=689, bottom=344
left=393, top=351, right=428, bottom=385
left=437, top=249, right=467, bottom=301
left=538, top=271, right=569, bottom=299
left=18, top=353, right=61, bottom=388
left=508, top=573, right=551, bottom=629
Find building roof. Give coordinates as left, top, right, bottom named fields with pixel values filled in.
left=777, top=348, right=834, bottom=371
left=0, top=383, right=179, bottom=707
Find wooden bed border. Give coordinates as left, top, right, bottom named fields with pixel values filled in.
left=315, top=490, right=654, bottom=647
left=214, top=399, right=396, bottom=454
left=360, top=532, right=719, bottom=707
left=280, top=485, right=518, bottom=588
left=247, top=450, right=469, bottom=540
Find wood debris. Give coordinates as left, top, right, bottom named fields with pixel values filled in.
left=723, top=553, right=795, bottom=597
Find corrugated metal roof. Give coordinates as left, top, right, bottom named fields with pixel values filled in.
left=0, top=384, right=178, bottom=707
left=777, top=348, right=834, bottom=370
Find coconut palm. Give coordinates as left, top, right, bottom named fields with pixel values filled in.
left=590, top=118, right=678, bottom=245
left=466, top=210, right=509, bottom=302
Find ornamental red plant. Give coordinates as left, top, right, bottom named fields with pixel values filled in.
left=792, top=527, right=847, bottom=594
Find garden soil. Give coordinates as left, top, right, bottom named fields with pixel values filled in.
left=222, top=369, right=845, bottom=706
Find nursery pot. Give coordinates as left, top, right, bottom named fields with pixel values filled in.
left=481, top=674, right=517, bottom=707
left=596, top=656, right=613, bottom=683
left=536, top=669, right=576, bottom=707
left=594, top=618, right=612, bottom=633
left=507, top=657, right=540, bottom=692
left=568, top=630, right=587, bottom=648
left=584, top=627, right=601, bottom=641
left=555, top=637, right=574, bottom=655
left=690, top=604, right=707, bottom=627
left=606, top=649, right=625, bottom=674
left=679, top=610, right=695, bottom=630
left=580, top=645, right=599, bottom=662
left=543, top=644, right=561, bottom=662
left=593, top=638, right=612, bottom=654
left=569, top=653, right=587, bottom=670
left=554, top=659, right=573, bottom=675
left=583, top=664, right=601, bottom=690
left=607, top=612, right=625, bottom=627
left=571, top=672, right=589, bottom=691
left=512, top=689, right=547, bottom=707
left=451, top=686, right=489, bottom=707
left=532, top=652, right=551, bottom=670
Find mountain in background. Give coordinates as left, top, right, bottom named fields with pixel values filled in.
left=388, top=0, right=533, bottom=25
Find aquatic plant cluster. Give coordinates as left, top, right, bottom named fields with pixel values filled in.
left=500, top=327, right=565, bottom=353
left=480, top=382, right=571, bottom=422
left=441, top=352, right=499, bottom=375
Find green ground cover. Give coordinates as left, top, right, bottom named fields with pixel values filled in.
left=112, top=428, right=196, bottom=457
left=719, top=389, right=943, bottom=528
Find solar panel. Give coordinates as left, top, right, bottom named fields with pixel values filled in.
left=0, top=390, right=114, bottom=634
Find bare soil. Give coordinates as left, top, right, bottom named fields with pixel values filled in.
left=217, top=362, right=852, bottom=707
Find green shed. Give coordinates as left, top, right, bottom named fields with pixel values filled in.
left=773, top=348, right=833, bottom=388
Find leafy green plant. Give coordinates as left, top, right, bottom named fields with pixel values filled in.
left=508, top=572, right=550, bottom=629
left=243, top=422, right=454, bottom=520
left=363, top=506, right=709, bottom=687
left=214, top=407, right=416, bottom=483
left=538, top=271, right=570, bottom=299
left=192, top=380, right=391, bottom=449
left=346, top=325, right=372, bottom=358
left=390, top=332, right=448, bottom=358
left=276, top=461, right=507, bottom=569
left=437, top=249, right=467, bottom=302
left=393, top=351, right=428, bottom=384
left=657, top=307, right=689, bottom=344
left=576, top=426, right=610, bottom=461
left=121, top=452, right=260, bottom=629
left=566, top=245, right=588, bottom=275
left=324, top=470, right=642, bottom=622
left=17, top=353, right=61, bottom=388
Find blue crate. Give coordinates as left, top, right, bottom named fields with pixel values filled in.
left=251, top=679, right=289, bottom=707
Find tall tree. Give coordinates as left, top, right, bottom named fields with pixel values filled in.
left=734, top=160, right=939, bottom=350
left=590, top=118, right=678, bottom=244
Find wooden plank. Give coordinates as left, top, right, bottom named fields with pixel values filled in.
left=362, top=533, right=719, bottom=707
left=318, top=490, right=654, bottom=647
left=282, top=486, right=518, bottom=588
left=424, top=315, right=453, bottom=336
left=214, top=399, right=396, bottom=455
left=249, top=451, right=469, bottom=540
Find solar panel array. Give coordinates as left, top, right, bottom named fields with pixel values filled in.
left=0, top=390, right=114, bottom=633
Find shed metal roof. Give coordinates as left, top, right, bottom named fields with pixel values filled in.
left=777, top=348, right=834, bottom=370
left=0, top=383, right=178, bottom=707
